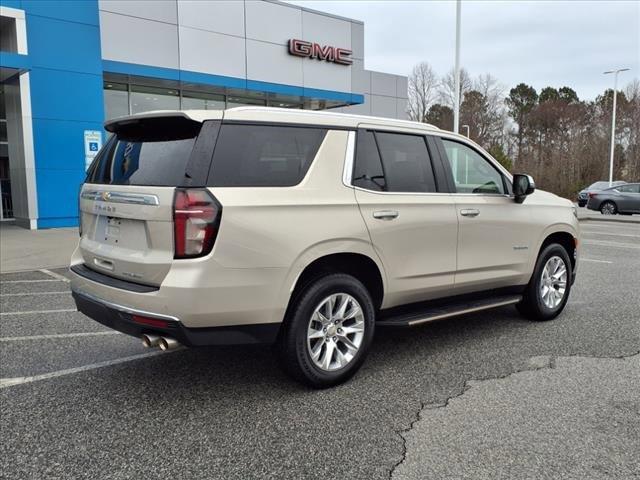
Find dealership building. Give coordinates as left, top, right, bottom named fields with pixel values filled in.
left=0, top=0, right=408, bottom=228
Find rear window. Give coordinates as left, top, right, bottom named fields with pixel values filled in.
left=87, top=117, right=200, bottom=186
left=208, top=124, right=327, bottom=187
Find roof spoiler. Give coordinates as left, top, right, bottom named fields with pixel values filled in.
left=104, top=110, right=207, bottom=133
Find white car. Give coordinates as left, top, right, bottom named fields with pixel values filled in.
left=71, top=107, right=580, bottom=387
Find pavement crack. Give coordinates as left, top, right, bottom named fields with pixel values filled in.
left=388, top=350, right=640, bottom=480
left=388, top=399, right=425, bottom=480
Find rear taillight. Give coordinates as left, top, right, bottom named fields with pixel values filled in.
left=173, top=188, right=222, bottom=259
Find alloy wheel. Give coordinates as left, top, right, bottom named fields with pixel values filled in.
left=539, top=256, right=568, bottom=309
left=601, top=202, right=616, bottom=215
left=306, top=293, right=365, bottom=371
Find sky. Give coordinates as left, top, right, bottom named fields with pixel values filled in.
left=288, top=0, right=639, bottom=101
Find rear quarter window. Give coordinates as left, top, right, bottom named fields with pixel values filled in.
left=207, top=124, right=327, bottom=187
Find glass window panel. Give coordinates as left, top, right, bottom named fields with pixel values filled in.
left=103, top=82, right=129, bottom=120
left=226, top=96, right=266, bottom=108
left=353, top=131, right=386, bottom=191
left=209, top=125, right=326, bottom=187
left=441, top=139, right=505, bottom=194
left=181, top=91, right=225, bottom=110
left=130, top=85, right=179, bottom=114
left=375, top=132, right=436, bottom=193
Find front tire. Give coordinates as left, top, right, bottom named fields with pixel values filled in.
left=277, top=273, right=375, bottom=388
left=517, top=244, right=572, bottom=321
left=600, top=201, right=617, bottom=215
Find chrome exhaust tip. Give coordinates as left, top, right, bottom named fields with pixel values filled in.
left=158, top=336, right=179, bottom=351
left=141, top=334, right=161, bottom=348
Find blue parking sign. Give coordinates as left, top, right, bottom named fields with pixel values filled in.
left=89, top=142, right=99, bottom=152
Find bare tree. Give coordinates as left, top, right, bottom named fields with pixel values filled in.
left=407, top=62, right=438, bottom=122
left=439, top=67, right=472, bottom=110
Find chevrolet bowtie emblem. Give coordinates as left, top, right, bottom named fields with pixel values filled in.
left=100, top=192, right=111, bottom=201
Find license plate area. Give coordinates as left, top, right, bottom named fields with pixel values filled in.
left=95, top=215, right=148, bottom=249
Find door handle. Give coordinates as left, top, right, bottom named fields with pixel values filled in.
left=373, top=210, right=399, bottom=220
left=460, top=208, right=480, bottom=217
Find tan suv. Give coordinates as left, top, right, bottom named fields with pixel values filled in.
left=70, top=107, right=580, bottom=387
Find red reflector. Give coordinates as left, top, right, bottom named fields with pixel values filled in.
left=132, top=315, right=169, bottom=329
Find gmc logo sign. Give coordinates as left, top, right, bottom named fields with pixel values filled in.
left=288, top=39, right=353, bottom=66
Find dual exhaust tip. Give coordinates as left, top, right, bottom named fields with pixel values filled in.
left=141, top=333, right=179, bottom=351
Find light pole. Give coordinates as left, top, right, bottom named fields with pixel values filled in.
left=462, top=124, right=470, bottom=138
left=603, top=68, right=629, bottom=186
left=453, top=0, right=462, bottom=133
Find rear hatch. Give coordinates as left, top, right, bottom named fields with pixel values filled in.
left=78, top=113, right=218, bottom=286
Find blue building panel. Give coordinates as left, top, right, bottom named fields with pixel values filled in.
left=31, top=118, right=102, bottom=170
left=29, top=69, right=104, bottom=122
left=16, top=0, right=104, bottom=228
left=26, top=14, right=102, bottom=74
left=35, top=168, right=86, bottom=221
left=22, top=0, right=99, bottom=26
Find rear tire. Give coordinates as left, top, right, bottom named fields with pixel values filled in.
left=600, top=201, right=617, bottom=215
left=517, top=244, right=572, bottom=321
left=277, top=273, right=375, bottom=388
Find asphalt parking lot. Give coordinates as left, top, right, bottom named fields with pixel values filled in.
left=1, top=220, right=639, bottom=480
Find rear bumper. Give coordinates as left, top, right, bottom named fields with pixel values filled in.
left=586, top=198, right=599, bottom=211
left=72, top=289, right=280, bottom=346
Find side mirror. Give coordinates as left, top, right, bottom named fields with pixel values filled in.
left=513, top=174, right=535, bottom=203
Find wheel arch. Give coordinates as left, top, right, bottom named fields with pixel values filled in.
left=534, top=229, right=577, bottom=276
left=282, top=251, right=386, bottom=323
left=598, top=199, right=617, bottom=212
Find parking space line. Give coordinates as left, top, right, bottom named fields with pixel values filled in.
left=0, top=309, right=77, bottom=316
left=0, top=279, right=63, bottom=284
left=581, top=231, right=640, bottom=238
left=583, top=239, right=640, bottom=249
left=581, top=258, right=613, bottom=264
left=1, top=292, right=70, bottom=297
left=0, top=332, right=120, bottom=342
left=0, top=349, right=181, bottom=389
left=40, top=269, right=71, bottom=283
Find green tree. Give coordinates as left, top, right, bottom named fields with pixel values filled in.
left=425, top=104, right=454, bottom=130
left=539, top=87, right=559, bottom=103
left=506, top=83, right=538, bottom=160
left=487, top=144, right=513, bottom=171
left=558, top=86, right=579, bottom=104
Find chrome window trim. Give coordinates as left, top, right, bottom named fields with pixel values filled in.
left=342, top=130, right=513, bottom=199
left=350, top=185, right=511, bottom=198
left=72, top=288, right=180, bottom=322
left=81, top=190, right=160, bottom=206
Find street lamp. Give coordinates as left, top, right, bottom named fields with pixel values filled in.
left=462, top=124, right=470, bottom=138
left=453, top=0, right=462, bottom=133
left=603, top=68, right=630, bottom=186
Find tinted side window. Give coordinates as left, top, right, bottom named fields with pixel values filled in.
left=441, top=139, right=505, bottom=194
left=618, top=184, right=640, bottom=193
left=375, top=132, right=436, bottom=193
left=209, top=124, right=326, bottom=187
left=353, top=130, right=386, bottom=191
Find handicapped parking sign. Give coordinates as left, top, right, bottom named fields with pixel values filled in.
left=84, top=130, right=102, bottom=171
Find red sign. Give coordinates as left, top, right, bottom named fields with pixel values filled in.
left=288, top=39, right=352, bottom=66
